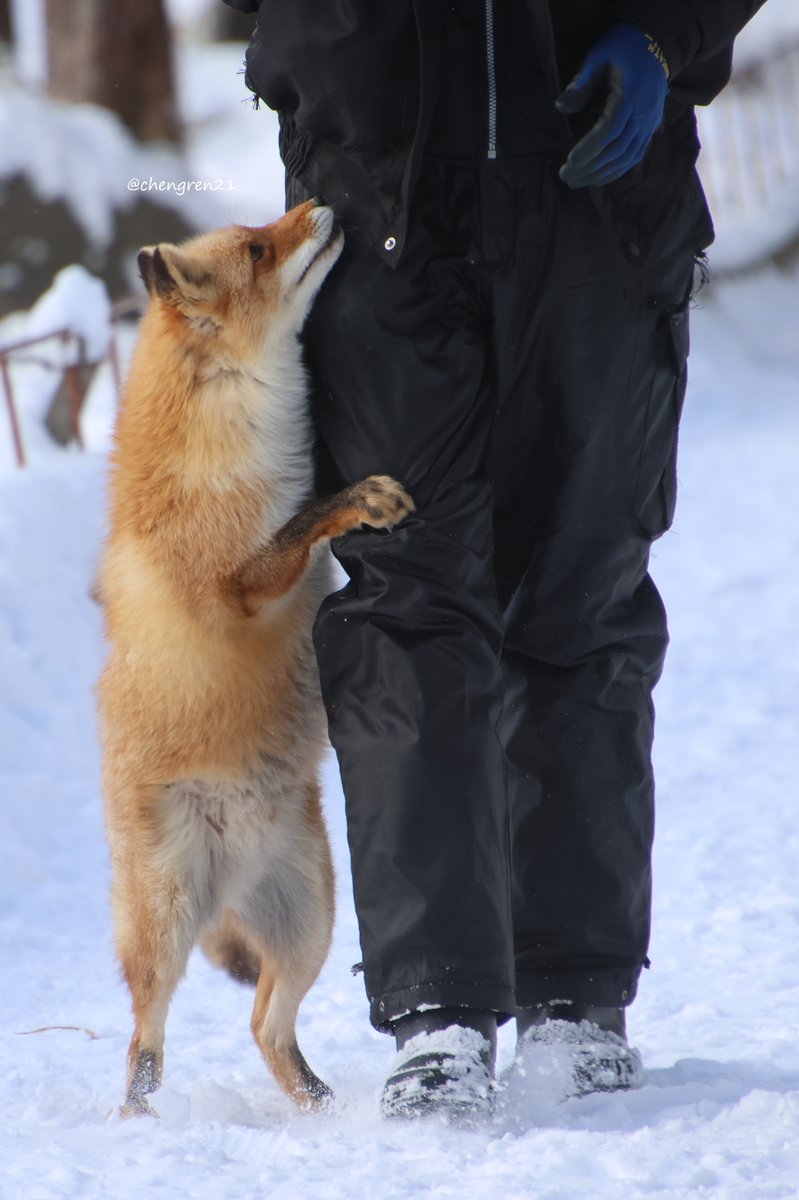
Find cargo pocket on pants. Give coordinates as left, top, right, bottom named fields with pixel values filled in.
left=632, top=300, right=690, bottom=541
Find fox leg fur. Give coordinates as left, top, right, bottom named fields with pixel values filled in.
left=242, top=783, right=335, bottom=1109
left=227, top=475, right=414, bottom=613
left=110, top=818, right=201, bottom=1118
left=120, top=900, right=198, bottom=1118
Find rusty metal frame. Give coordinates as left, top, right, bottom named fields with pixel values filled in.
left=0, top=294, right=144, bottom=469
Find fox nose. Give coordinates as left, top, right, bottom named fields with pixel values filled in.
left=308, top=205, right=335, bottom=238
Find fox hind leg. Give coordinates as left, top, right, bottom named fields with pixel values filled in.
left=250, top=954, right=333, bottom=1109
left=242, top=786, right=335, bottom=1109
left=112, top=856, right=201, bottom=1117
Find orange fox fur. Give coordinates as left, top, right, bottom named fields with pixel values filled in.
left=98, top=201, right=414, bottom=1117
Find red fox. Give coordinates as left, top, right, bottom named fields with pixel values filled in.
left=98, top=201, right=414, bottom=1117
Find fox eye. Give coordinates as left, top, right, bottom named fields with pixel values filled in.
left=249, top=244, right=264, bottom=263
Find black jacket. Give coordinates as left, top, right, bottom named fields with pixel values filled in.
left=228, top=1, right=767, bottom=267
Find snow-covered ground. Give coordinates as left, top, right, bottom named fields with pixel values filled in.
left=2, top=267, right=799, bottom=1200
left=2, top=10, right=799, bottom=1199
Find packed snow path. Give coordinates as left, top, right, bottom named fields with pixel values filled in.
left=1, top=272, right=798, bottom=1199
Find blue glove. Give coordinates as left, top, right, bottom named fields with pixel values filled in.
left=557, top=22, right=668, bottom=189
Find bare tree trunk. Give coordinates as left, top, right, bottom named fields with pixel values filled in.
left=45, top=0, right=180, bottom=145
left=213, top=4, right=256, bottom=42
left=0, top=0, right=11, bottom=44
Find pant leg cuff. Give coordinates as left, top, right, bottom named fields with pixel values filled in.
left=369, top=979, right=516, bottom=1033
left=516, top=969, right=641, bottom=1011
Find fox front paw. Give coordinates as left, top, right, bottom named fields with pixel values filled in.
left=350, top=475, right=415, bottom=530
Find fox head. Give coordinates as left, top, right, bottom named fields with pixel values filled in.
left=137, top=201, right=343, bottom=362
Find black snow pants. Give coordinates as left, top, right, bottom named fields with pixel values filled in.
left=302, top=156, right=702, bottom=1030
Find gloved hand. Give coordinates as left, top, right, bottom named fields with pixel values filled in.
left=557, top=22, right=669, bottom=189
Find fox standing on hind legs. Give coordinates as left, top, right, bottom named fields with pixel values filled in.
left=98, top=200, right=414, bottom=1117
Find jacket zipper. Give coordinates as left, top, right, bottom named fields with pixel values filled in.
left=485, top=0, right=497, bottom=159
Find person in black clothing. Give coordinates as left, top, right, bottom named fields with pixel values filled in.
left=226, top=0, right=767, bottom=1118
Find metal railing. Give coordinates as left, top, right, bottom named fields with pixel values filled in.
left=697, top=38, right=799, bottom=240
left=0, top=296, right=144, bottom=469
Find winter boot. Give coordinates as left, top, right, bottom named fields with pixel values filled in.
left=380, top=1007, right=497, bottom=1123
left=516, top=1004, right=642, bottom=1096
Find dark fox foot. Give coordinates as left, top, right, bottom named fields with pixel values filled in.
left=121, top=1047, right=162, bottom=1118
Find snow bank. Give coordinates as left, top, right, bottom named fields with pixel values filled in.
left=0, top=88, right=218, bottom=249
left=22, top=266, right=112, bottom=363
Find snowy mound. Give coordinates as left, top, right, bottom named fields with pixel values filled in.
left=0, top=89, right=217, bottom=249
left=24, top=266, right=112, bottom=363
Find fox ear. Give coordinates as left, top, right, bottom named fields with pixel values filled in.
left=137, top=246, right=158, bottom=296
left=137, top=245, right=212, bottom=301
left=157, top=245, right=213, bottom=301
left=137, top=246, right=178, bottom=298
